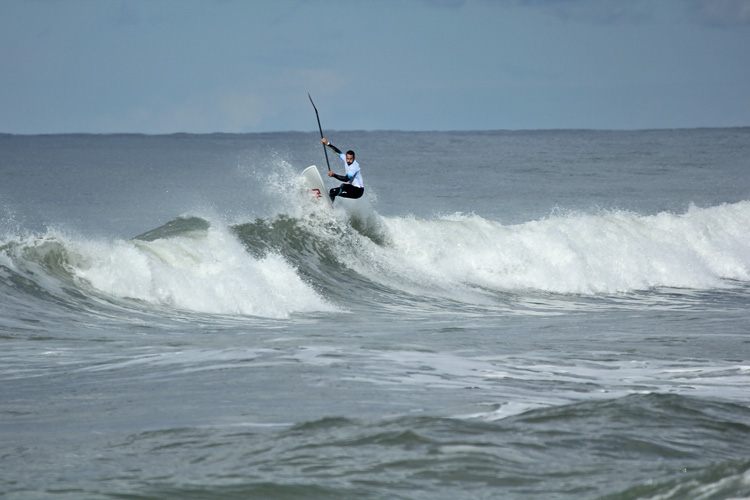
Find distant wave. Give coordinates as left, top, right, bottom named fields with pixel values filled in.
left=102, top=393, right=750, bottom=500
left=2, top=201, right=749, bottom=319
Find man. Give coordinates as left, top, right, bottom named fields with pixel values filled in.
left=321, top=138, right=364, bottom=204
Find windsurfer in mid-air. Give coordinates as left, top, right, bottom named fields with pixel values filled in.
left=321, top=138, right=364, bottom=204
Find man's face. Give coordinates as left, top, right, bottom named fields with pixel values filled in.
left=346, top=154, right=355, bottom=165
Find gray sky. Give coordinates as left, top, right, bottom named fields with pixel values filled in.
left=2, top=0, right=749, bottom=134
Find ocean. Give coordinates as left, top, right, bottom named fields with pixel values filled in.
left=1, top=128, right=749, bottom=499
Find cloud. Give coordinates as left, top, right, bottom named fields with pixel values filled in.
left=516, top=0, right=653, bottom=24
left=417, top=0, right=468, bottom=7
left=686, top=0, right=750, bottom=26
left=110, top=2, right=141, bottom=27
left=401, top=0, right=656, bottom=25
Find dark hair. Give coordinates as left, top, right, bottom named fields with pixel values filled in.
left=346, top=150, right=355, bottom=158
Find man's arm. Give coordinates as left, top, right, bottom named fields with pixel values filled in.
left=329, top=172, right=349, bottom=182
left=326, top=142, right=342, bottom=155
left=321, top=138, right=342, bottom=155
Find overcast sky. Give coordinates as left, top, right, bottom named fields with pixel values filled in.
left=2, top=0, right=749, bottom=134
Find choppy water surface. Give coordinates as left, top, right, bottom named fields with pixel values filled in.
left=2, top=129, right=750, bottom=499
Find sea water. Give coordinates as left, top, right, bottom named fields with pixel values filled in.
left=1, top=129, right=750, bottom=499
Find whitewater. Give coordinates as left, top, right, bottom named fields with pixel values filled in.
left=4, top=200, right=749, bottom=318
left=1, top=129, right=750, bottom=500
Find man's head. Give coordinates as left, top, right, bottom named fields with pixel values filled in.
left=346, top=150, right=355, bottom=165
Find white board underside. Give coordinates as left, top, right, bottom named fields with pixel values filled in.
left=301, top=165, right=332, bottom=208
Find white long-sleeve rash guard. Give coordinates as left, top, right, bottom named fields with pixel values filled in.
left=327, top=143, right=363, bottom=189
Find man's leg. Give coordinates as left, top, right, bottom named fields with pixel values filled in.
left=337, top=185, right=364, bottom=200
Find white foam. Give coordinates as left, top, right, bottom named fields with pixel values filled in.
left=380, top=202, right=750, bottom=295
left=63, top=225, right=335, bottom=318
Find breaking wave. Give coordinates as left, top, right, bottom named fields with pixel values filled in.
left=2, top=201, right=749, bottom=319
